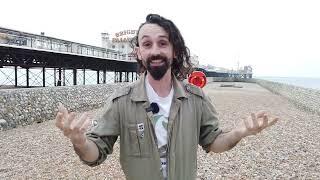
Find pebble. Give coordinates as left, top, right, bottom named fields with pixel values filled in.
left=0, top=119, right=8, bottom=128
left=0, top=82, right=319, bottom=179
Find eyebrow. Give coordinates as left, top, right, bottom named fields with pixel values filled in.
left=140, top=35, right=169, bottom=40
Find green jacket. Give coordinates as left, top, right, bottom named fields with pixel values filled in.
left=84, top=74, right=222, bottom=180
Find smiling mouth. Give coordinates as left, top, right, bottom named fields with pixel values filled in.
left=150, top=60, right=165, bottom=66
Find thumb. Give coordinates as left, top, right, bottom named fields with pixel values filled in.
left=58, top=103, right=69, bottom=118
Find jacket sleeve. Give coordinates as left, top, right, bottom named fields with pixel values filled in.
left=81, top=93, right=120, bottom=167
left=199, top=94, right=222, bottom=152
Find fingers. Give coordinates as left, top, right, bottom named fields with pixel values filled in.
left=56, top=103, right=67, bottom=130
left=67, top=112, right=93, bottom=136
left=55, top=103, right=94, bottom=141
left=267, top=117, right=279, bottom=127
left=63, top=112, right=76, bottom=137
left=251, top=113, right=259, bottom=129
left=72, top=112, right=89, bottom=133
left=66, top=112, right=76, bottom=129
left=259, top=113, right=279, bottom=128
left=261, top=114, right=269, bottom=129
left=256, top=110, right=267, bottom=118
left=55, top=112, right=64, bottom=130
left=80, top=118, right=93, bottom=134
left=58, top=103, right=68, bottom=118
left=249, top=111, right=279, bottom=133
left=244, top=116, right=251, bottom=130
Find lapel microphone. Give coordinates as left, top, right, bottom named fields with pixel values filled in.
left=145, top=102, right=160, bottom=114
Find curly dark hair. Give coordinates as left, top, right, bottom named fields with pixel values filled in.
left=130, top=14, right=194, bottom=80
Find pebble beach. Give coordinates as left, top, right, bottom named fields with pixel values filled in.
left=0, top=82, right=319, bottom=179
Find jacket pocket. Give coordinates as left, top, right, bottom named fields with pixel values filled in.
left=127, top=124, right=141, bottom=157
left=126, top=123, right=152, bottom=157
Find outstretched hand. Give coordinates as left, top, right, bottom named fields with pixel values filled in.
left=55, top=103, right=92, bottom=148
left=237, top=111, right=279, bottom=138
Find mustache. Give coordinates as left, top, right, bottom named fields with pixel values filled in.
left=147, top=54, right=168, bottom=62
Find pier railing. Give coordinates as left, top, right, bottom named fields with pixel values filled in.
left=0, top=27, right=135, bottom=61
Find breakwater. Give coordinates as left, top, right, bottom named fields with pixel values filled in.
left=207, top=77, right=320, bottom=115
left=0, top=83, right=128, bottom=130
left=253, top=79, right=320, bottom=115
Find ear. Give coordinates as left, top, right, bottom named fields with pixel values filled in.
left=173, top=51, right=177, bottom=59
left=135, top=47, right=142, bottom=60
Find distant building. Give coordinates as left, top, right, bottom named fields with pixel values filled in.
left=190, top=54, right=199, bottom=67
left=243, top=65, right=253, bottom=74
left=101, top=30, right=137, bottom=60
left=101, top=30, right=201, bottom=64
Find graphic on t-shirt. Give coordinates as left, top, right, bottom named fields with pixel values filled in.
left=152, top=115, right=168, bottom=152
left=152, top=114, right=169, bottom=177
left=145, top=76, right=173, bottom=179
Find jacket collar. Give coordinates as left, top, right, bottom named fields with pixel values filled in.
left=130, top=72, right=187, bottom=102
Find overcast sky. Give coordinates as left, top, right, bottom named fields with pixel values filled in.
left=1, top=0, right=320, bottom=78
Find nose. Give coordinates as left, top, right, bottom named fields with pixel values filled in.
left=150, top=44, right=161, bottom=56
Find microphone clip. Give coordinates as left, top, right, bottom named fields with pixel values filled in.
left=145, top=102, right=160, bottom=114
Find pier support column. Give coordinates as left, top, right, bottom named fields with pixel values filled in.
left=57, top=68, right=62, bottom=86
left=42, top=67, right=45, bottom=87
left=73, top=69, right=77, bottom=85
left=63, top=68, right=66, bottom=86
left=26, top=67, right=30, bottom=88
left=54, top=68, right=56, bottom=86
left=15, top=66, right=18, bottom=87
left=119, top=71, right=123, bottom=82
left=83, top=69, right=86, bottom=85
left=132, top=72, right=134, bottom=82
left=103, top=70, right=106, bottom=84
left=97, top=70, right=100, bottom=84
left=126, top=72, right=129, bottom=82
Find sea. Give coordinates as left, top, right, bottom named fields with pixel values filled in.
left=256, top=76, right=320, bottom=90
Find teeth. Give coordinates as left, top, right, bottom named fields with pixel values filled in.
left=151, top=60, right=163, bottom=63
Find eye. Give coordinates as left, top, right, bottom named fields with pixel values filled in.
left=159, top=40, right=169, bottom=47
left=142, top=42, right=151, bottom=48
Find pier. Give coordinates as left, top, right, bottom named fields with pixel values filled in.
left=1, top=27, right=253, bottom=89
left=0, top=26, right=137, bottom=88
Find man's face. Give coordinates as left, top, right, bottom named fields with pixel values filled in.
left=136, top=23, right=175, bottom=80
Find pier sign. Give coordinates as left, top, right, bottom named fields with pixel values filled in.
left=112, top=30, right=137, bottom=43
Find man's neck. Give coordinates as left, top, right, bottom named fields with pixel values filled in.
left=147, top=70, right=172, bottom=98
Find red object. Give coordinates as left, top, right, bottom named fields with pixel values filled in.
left=188, top=71, right=207, bottom=88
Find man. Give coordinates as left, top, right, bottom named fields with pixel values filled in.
left=55, top=14, right=278, bottom=180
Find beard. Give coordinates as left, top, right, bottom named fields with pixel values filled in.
left=145, top=54, right=171, bottom=80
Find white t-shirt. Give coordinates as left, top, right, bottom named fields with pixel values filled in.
left=145, top=77, right=174, bottom=179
